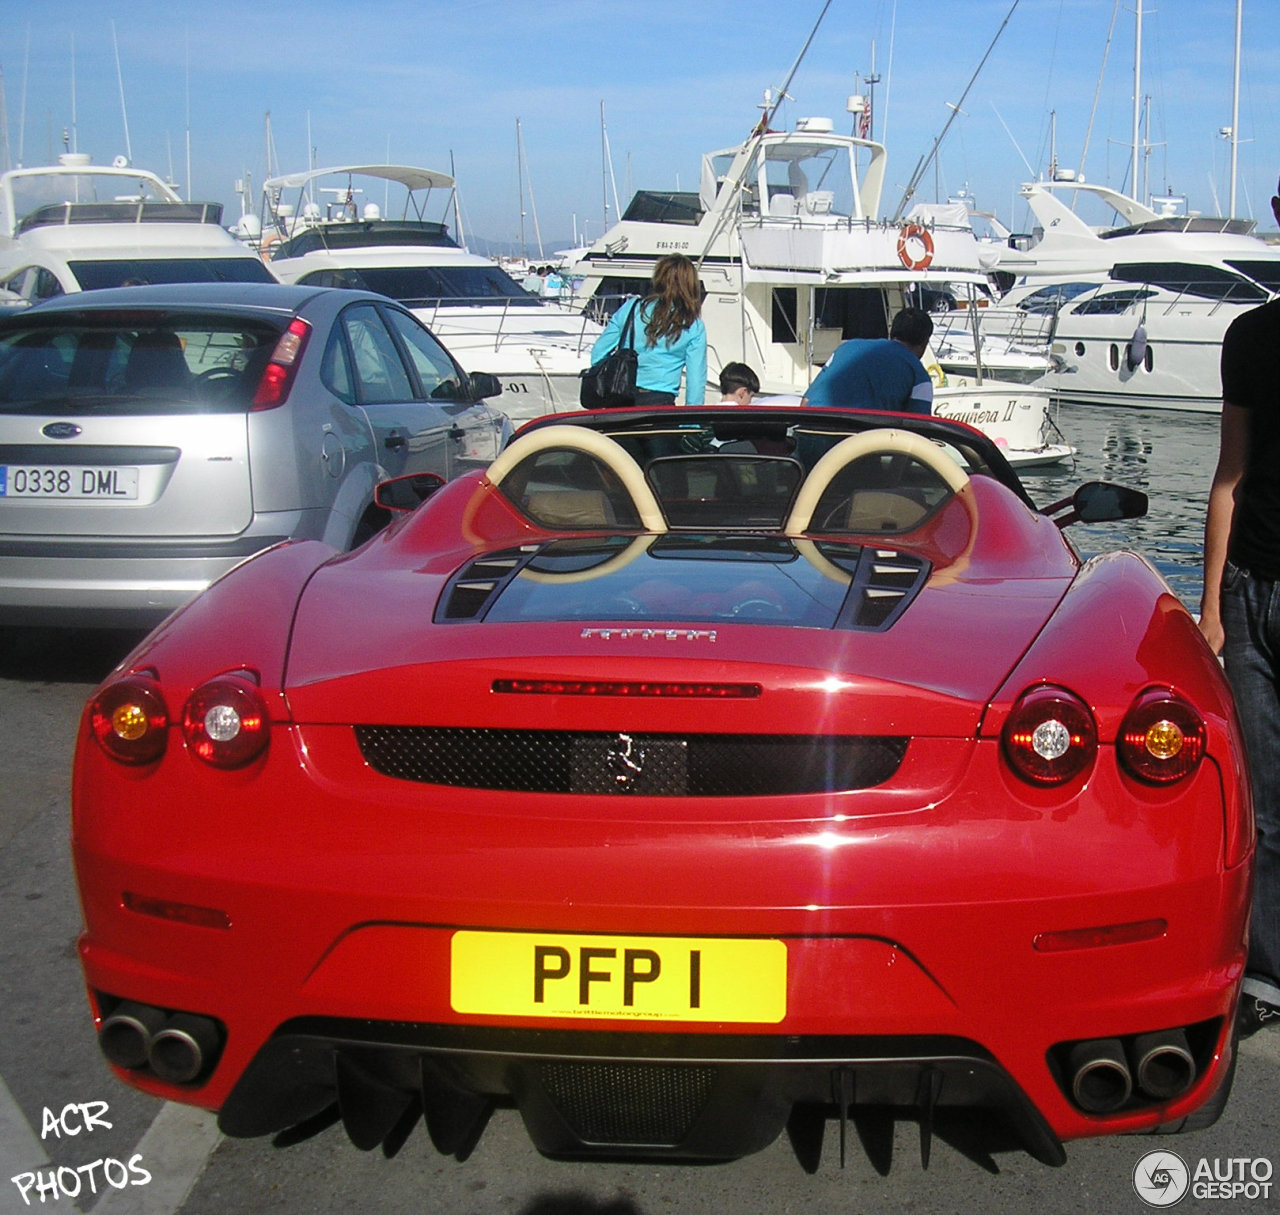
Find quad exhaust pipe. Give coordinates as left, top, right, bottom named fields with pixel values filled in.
left=1066, top=1028, right=1197, bottom=1113
left=1130, top=1028, right=1196, bottom=1100
left=98, top=1002, right=222, bottom=1084
left=1068, top=1038, right=1132, bottom=1113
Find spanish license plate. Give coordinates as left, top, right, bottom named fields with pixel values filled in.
left=451, top=931, right=786, bottom=1023
left=0, top=465, right=140, bottom=500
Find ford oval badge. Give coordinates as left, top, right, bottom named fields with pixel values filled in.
left=42, top=422, right=82, bottom=440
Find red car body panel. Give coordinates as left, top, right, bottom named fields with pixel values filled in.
left=71, top=409, right=1252, bottom=1168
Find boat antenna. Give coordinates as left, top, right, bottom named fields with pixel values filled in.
left=1075, top=0, right=1119, bottom=186
left=752, top=0, right=834, bottom=137
left=449, top=150, right=468, bottom=250
left=600, top=101, right=621, bottom=230
left=694, top=0, right=833, bottom=269
left=17, top=23, right=29, bottom=166
left=185, top=29, right=192, bottom=200
left=0, top=67, right=9, bottom=172
left=892, top=0, right=1021, bottom=220
left=111, top=21, right=133, bottom=165
left=516, top=118, right=527, bottom=259
left=69, top=32, right=77, bottom=155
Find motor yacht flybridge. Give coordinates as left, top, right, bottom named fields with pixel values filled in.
left=0, top=153, right=274, bottom=302
left=260, top=165, right=604, bottom=423
left=573, top=110, right=1071, bottom=466
left=989, top=179, right=1280, bottom=412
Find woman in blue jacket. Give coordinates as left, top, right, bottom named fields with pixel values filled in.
left=591, top=254, right=707, bottom=405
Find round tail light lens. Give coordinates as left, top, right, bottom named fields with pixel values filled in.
left=90, top=675, right=169, bottom=764
left=182, top=675, right=270, bottom=769
left=1118, top=688, right=1205, bottom=783
left=1002, top=684, right=1098, bottom=786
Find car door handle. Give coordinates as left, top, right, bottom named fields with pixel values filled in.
left=384, top=431, right=406, bottom=450
left=448, top=425, right=466, bottom=441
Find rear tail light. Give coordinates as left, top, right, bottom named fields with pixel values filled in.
left=181, top=674, right=270, bottom=768
left=1002, top=684, right=1097, bottom=785
left=1118, top=688, right=1205, bottom=783
left=89, top=675, right=169, bottom=765
left=250, top=317, right=310, bottom=409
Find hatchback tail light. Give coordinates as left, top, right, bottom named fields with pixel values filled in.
left=89, top=674, right=169, bottom=765
left=1002, top=684, right=1098, bottom=786
left=1118, top=688, right=1205, bottom=783
left=250, top=317, right=310, bottom=409
left=181, top=674, right=270, bottom=768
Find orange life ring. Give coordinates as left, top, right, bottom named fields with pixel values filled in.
left=896, top=224, right=934, bottom=271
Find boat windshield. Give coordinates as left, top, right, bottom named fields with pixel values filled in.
left=297, top=265, right=541, bottom=308
left=1225, top=260, right=1280, bottom=294
left=759, top=142, right=855, bottom=218
left=68, top=259, right=276, bottom=291
left=8, top=172, right=177, bottom=225
left=1110, top=262, right=1268, bottom=304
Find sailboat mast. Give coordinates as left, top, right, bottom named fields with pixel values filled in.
left=516, top=118, right=527, bottom=259
left=1228, top=0, right=1241, bottom=217
left=112, top=21, right=132, bottom=165
left=1131, top=0, right=1142, bottom=202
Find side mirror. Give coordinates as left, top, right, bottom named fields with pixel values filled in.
left=469, top=371, right=502, bottom=400
left=1042, top=480, right=1148, bottom=529
left=374, top=472, right=445, bottom=513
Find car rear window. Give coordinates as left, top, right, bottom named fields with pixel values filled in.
left=0, top=314, right=284, bottom=415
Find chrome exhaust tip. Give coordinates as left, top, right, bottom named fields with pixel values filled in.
left=1131, top=1029, right=1196, bottom=1100
left=99, top=1002, right=167, bottom=1070
left=148, top=1013, right=221, bottom=1084
left=1068, top=1038, right=1132, bottom=1113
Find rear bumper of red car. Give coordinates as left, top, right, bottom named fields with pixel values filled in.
left=72, top=725, right=1251, bottom=1164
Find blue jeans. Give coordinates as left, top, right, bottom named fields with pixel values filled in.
left=1221, top=560, right=1280, bottom=1004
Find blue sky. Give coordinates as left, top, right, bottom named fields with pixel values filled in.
left=3, top=0, right=1276, bottom=253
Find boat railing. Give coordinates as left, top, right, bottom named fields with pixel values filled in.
left=16, top=201, right=226, bottom=235
left=933, top=306, right=1058, bottom=352
left=409, top=296, right=601, bottom=355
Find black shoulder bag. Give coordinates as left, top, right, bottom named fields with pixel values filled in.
left=579, top=300, right=640, bottom=408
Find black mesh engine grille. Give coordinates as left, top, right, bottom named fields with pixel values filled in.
left=353, top=726, right=908, bottom=796
left=537, top=1061, right=716, bottom=1145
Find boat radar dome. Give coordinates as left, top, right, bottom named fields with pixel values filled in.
left=362, top=203, right=381, bottom=220
left=795, top=117, right=834, bottom=134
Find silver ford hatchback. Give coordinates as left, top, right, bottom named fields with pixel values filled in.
left=0, top=282, right=511, bottom=626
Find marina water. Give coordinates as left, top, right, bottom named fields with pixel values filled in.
left=1018, top=402, right=1219, bottom=611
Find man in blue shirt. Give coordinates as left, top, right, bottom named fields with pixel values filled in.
left=802, top=307, right=935, bottom=413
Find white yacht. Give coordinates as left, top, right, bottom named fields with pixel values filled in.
left=261, top=165, right=604, bottom=423
left=572, top=113, right=1072, bottom=467
left=992, top=180, right=1280, bottom=412
left=0, top=153, right=275, bottom=303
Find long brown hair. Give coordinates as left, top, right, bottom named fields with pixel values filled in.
left=643, top=254, right=702, bottom=344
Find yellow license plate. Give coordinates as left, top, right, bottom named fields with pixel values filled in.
left=450, top=931, right=787, bottom=1023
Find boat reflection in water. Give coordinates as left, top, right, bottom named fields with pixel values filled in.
left=1021, top=402, right=1217, bottom=609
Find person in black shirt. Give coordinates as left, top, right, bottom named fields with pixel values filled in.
left=1200, top=174, right=1280, bottom=1038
